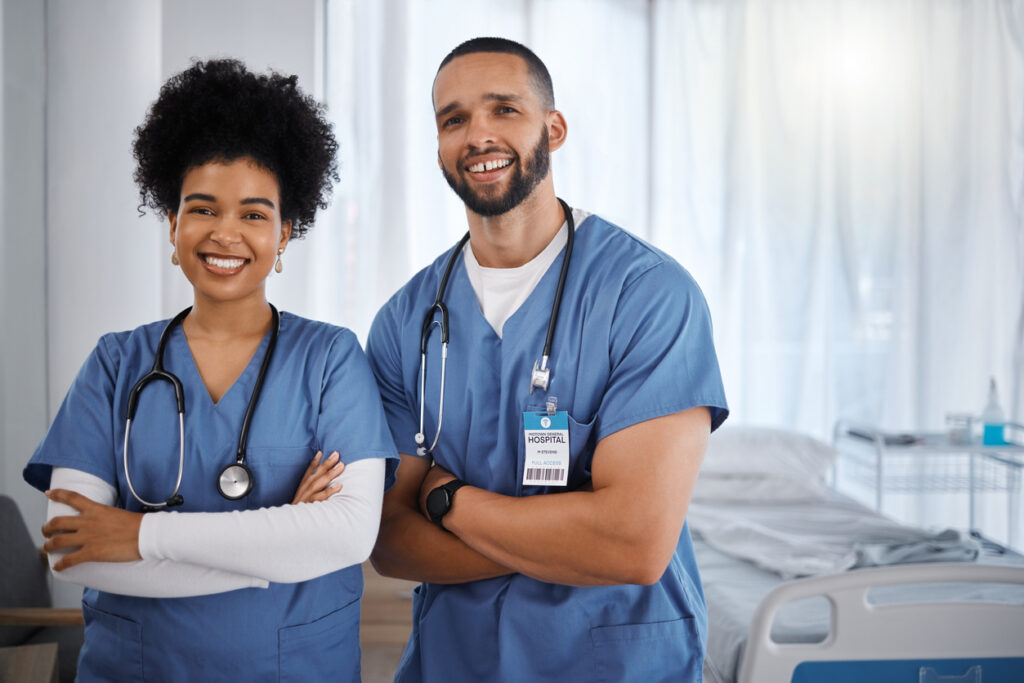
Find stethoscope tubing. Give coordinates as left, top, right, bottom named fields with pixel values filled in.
left=415, top=199, right=575, bottom=456
left=122, top=304, right=279, bottom=509
left=539, top=198, right=575, bottom=372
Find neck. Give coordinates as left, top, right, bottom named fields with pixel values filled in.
left=466, top=180, right=565, bottom=268
left=185, top=292, right=273, bottom=341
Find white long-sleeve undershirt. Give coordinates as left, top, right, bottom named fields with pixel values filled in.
left=46, top=458, right=384, bottom=598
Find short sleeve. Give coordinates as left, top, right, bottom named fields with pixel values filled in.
left=317, top=329, right=401, bottom=489
left=24, top=337, right=121, bottom=492
left=595, top=261, right=729, bottom=441
left=365, top=303, right=421, bottom=458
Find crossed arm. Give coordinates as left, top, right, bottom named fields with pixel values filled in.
left=370, top=406, right=710, bottom=587
left=42, top=452, right=384, bottom=597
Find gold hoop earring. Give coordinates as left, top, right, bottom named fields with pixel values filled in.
left=275, top=248, right=284, bottom=274
left=171, top=251, right=179, bottom=266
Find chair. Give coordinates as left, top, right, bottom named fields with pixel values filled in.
left=0, top=494, right=83, bottom=683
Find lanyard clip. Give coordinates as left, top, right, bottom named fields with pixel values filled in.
left=545, top=396, right=558, bottom=415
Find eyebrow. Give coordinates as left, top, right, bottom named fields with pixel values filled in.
left=241, top=197, right=276, bottom=209
left=183, top=193, right=276, bottom=209
left=435, top=92, right=525, bottom=120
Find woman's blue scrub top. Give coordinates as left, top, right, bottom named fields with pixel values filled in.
left=367, top=214, right=729, bottom=682
left=25, top=313, right=399, bottom=683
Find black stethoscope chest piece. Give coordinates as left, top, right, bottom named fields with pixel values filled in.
left=123, top=305, right=280, bottom=510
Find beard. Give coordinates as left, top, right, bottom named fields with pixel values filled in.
left=440, top=126, right=550, bottom=217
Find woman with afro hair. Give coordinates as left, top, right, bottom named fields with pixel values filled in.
left=24, top=58, right=398, bottom=681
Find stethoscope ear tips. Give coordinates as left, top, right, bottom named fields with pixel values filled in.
left=166, top=494, right=184, bottom=508
left=414, top=432, right=425, bottom=445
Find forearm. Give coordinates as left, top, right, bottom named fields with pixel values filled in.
left=49, top=556, right=268, bottom=597
left=142, top=458, right=385, bottom=583
left=441, top=409, right=709, bottom=587
left=371, top=502, right=511, bottom=584
left=444, top=486, right=666, bottom=586
left=47, top=468, right=267, bottom=597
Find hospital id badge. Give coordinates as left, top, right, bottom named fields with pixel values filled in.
left=522, top=411, right=569, bottom=486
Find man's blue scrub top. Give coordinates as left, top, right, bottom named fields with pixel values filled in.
left=25, top=313, right=399, bottom=683
left=367, top=213, right=729, bottom=682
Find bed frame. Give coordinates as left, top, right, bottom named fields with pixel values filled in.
left=738, top=563, right=1024, bottom=682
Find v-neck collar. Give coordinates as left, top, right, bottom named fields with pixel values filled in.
left=456, top=228, right=571, bottom=346
left=171, top=317, right=276, bottom=408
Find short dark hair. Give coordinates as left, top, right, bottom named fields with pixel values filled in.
left=132, top=58, right=339, bottom=239
left=437, top=37, right=555, bottom=110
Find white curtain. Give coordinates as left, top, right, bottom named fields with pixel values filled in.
left=320, top=0, right=1024, bottom=440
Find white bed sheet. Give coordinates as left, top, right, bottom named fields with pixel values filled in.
left=689, top=491, right=979, bottom=579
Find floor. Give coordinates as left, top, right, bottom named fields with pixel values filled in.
left=360, top=562, right=417, bottom=683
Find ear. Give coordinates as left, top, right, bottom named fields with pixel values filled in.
left=546, top=110, right=567, bottom=153
left=279, top=221, right=292, bottom=251
left=168, top=212, right=178, bottom=246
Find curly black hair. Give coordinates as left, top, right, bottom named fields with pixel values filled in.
left=133, top=58, right=338, bottom=239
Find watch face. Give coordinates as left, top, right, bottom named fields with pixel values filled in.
left=426, top=486, right=450, bottom=523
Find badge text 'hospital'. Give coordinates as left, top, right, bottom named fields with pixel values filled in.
left=522, top=410, right=570, bottom=486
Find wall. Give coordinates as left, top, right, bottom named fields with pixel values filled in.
left=1, top=0, right=322, bottom=606
left=1, top=0, right=47, bottom=529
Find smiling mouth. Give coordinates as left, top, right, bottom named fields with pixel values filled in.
left=201, top=254, right=249, bottom=270
left=466, top=158, right=512, bottom=173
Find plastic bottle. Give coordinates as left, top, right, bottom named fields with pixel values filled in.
left=981, top=377, right=1007, bottom=446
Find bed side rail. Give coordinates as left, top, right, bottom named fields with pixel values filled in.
left=737, top=563, right=1024, bottom=683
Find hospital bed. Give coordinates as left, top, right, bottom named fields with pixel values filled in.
left=692, top=426, right=1024, bottom=682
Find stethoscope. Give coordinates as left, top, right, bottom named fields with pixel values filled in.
left=123, top=304, right=280, bottom=511
left=415, top=198, right=575, bottom=456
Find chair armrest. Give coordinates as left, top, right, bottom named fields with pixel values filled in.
left=0, top=608, right=84, bottom=627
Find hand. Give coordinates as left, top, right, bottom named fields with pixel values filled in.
left=291, top=451, right=345, bottom=504
left=418, top=462, right=456, bottom=519
left=42, top=490, right=143, bottom=571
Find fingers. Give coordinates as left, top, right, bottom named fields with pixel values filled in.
left=292, top=452, right=345, bottom=504
left=52, top=547, right=89, bottom=572
left=302, top=450, right=324, bottom=479
left=42, top=531, right=80, bottom=553
left=44, top=488, right=93, bottom=512
left=41, top=514, right=81, bottom=538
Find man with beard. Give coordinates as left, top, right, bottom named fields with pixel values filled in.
left=366, top=37, right=729, bottom=682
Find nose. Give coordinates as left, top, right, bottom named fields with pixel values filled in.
left=210, top=217, right=243, bottom=246
left=464, top=115, right=497, bottom=152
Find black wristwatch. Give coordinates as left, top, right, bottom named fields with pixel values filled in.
left=426, top=479, right=467, bottom=530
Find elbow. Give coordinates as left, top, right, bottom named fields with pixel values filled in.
left=368, top=549, right=389, bottom=577
left=367, top=509, right=406, bottom=579
left=615, top=532, right=676, bottom=586
left=620, top=551, right=672, bottom=586
left=347, top=510, right=382, bottom=569
left=368, top=543, right=402, bottom=579
left=628, top=563, right=670, bottom=587
left=350, top=535, right=376, bottom=569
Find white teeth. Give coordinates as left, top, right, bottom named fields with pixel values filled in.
left=205, top=256, right=246, bottom=269
left=468, top=159, right=511, bottom=173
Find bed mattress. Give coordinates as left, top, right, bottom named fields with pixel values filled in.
left=695, top=524, right=1024, bottom=683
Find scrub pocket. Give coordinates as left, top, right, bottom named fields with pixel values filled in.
left=590, top=616, right=701, bottom=683
left=246, top=446, right=316, bottom=508
left=79, top=602, right=144, bottom=682
left=279, top=598, right=361, bottom=683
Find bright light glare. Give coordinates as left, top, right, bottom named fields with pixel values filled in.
left=836, top=39, right=880, bottom=95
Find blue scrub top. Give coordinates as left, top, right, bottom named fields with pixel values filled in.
left=25, top=312, right=399, bottom=683
left=367, top=214, right=729, bottom=682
